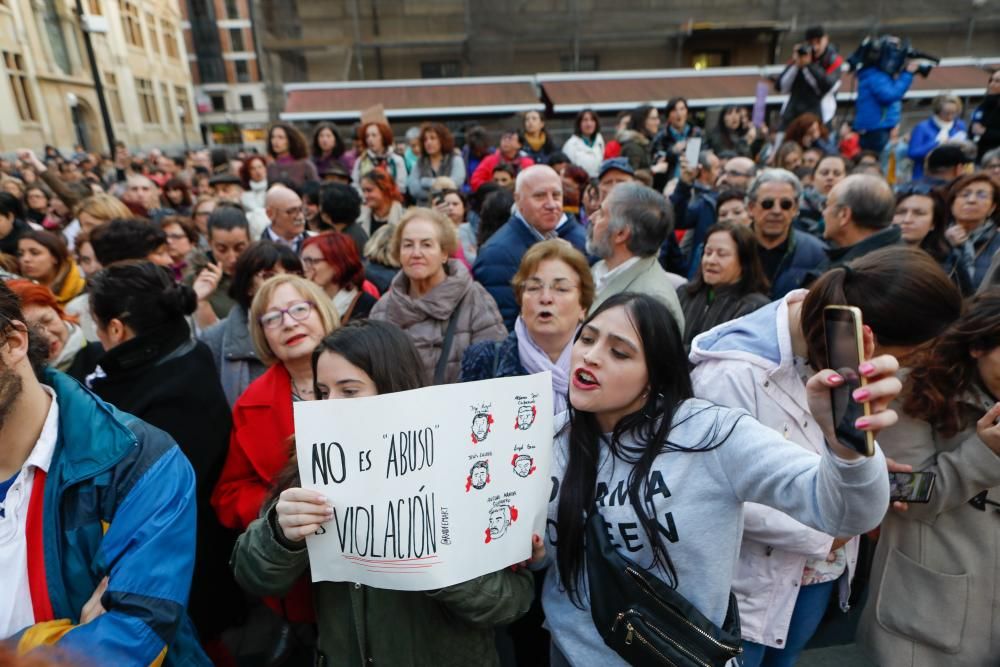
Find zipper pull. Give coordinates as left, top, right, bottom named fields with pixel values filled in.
left=612, top=612, right=625, bottom=633
left=625, top=623, right=635, bottom=645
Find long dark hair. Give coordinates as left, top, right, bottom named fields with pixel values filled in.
left=903, top=290, right=1000, bottom=436
left=556, top=292, right=739, bottom=606
left=267, top=320, right=425, bottom=503
left=893, top=187, right=950, bottom=262
left=684, top=222, right=769, bottom=297
left=573, top=109, right=601, bottom=141
left=800, top=246, right=962, bottom=372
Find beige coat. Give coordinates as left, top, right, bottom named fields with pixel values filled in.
left=857, top=386, right=1000, bottom=667
left=370, top=259, right=506, bottom=385
left=589, top=256, right=686, bottom=334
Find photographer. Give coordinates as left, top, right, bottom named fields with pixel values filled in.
left=853, top=37, right=922, bottom=153
left=776, top=26, right=844, bottom=129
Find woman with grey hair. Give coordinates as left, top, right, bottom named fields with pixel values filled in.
left=908, top=95, right=968, bottom=180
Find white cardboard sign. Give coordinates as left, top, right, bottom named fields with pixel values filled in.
left=292, top=372, right=553, bottom=591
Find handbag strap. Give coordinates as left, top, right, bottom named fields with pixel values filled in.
left=433, top=305, right=462, bottom=384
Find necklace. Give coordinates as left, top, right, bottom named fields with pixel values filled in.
left=291, top=377, right=314, bottom=399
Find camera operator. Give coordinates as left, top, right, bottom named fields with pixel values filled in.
left=853, top=37, right=922, bottom=153
left=776, top=25, right=844, bottom=130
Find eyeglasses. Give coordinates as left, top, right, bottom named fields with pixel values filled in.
left=722, top=169, right=752, bottom=178
left=258, top=300, right=316, bottom=330
left=522, top=278, right=579, bottom=296
left=283, top=206, right=305, bottom=216
left=985, top=162, right=1000, bottom=171
left=300, top=256, right=326, bottom=268
left=958, top=189, right=993, bottom=201
left=165, top=232, right=188, bottom=241
left=758, top=198, right=796, bottom=211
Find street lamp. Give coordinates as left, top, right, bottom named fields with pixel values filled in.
left=177, top=104, right=189, bottom=152
left=75, top=0, right=116, bottom=157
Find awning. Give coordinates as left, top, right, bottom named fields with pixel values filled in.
left=537, top=58, right=1000, bottom=113
left=280, top=76, right=543, bottom=121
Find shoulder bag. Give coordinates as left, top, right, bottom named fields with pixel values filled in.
left=585, top=501, right=743, bottom=667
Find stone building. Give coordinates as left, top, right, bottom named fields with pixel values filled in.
left=0, top=0, right=197, bottom=154
left=180, top=0, right=269, bottom=148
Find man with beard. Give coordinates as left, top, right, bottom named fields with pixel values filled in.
left=0, top=282, right=209, bottom=664
left=586, top=181, right=685, bottom=333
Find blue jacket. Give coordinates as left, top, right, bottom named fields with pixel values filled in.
left=768, top=229, right=828, bottom=299
left=907, top=116, right=968, bottom=179
left=853, top=68, right=914, bottom=132
left=472, top=215, right=587, bottom=330
left=11, top=370, right=209, bottom=666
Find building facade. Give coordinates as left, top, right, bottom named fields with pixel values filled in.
left=181, top=0, right=268, bottom=148
left=0, top=0, right=197, bottom=154
left=253, top=0, right=999, bottom=99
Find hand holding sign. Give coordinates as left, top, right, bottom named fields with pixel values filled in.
left=293, top=373, right=553, bottom=591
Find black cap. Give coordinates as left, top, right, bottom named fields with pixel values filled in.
left=927, top=142, right=976, bottom=171
left=804, top=25, right=825, bottom=41
left=209, top=172, right=242, bottom=186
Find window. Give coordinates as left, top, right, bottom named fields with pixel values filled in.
left=560, top=54, right=598, bottom=72
left=210, top=94, right=225, bottom=112
left=229, top=28, right=244, bottom=52
left=691, top=51, right=729, bottom=70
left=420, top=61, right=461, bottom=79
left=135, top=77, right=158, bottom=123
left=234, top=59, right=250, bottom=83
left=240, top=94, right=253, bottom=110
left=225, top=0, right=239, bottom=18
left=162, top=19, right=178, bottom=58
left=146, top=12, right=159, bottom=53
left=160, top=81, right=171, bottom=125
left=3, top=51, right=37, bottom=122
left=42, top=0, right=72, bottom=73
left=120, top=1, right=143, bottom=48
left=175, top=86, right=192, bottom=124
left=86, top=0, right=102, bottom=14
left=104, top=70, right=124, bottom=122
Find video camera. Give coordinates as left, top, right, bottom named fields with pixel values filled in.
left=846, top=35, right=940, bottom=78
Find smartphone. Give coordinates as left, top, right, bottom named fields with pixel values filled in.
left=823, top=305, right=875, bottom=456
left=685, top=136, right=702, bottom=171
left=889, top=471, right=936, bottom=503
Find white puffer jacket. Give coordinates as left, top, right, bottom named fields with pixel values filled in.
left=688, top=290, right=860, bottom=649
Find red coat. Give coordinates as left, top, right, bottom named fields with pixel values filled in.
left=469, top=151, right=535, bottom=191
left=211, top=364, right=314, bottom=622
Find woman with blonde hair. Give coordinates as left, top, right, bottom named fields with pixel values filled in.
left=370, top=207, right=505, bottom=384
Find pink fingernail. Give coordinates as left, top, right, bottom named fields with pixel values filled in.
left=859, top=362, right=875, bottom=375
left=855, top=418, right=871, bottom=429
left=853, top=389, right=870, bottom=401
left=829, top=374, right=844, bottom=384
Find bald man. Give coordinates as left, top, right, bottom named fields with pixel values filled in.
left=472, top=165, right=587, bottom=329
left=263, top=185, right=310, bottom=254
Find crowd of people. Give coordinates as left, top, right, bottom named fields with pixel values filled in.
left=1, top=24, right=1000, bottom=667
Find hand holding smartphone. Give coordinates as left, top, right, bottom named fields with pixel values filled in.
left=823, top=306, right=875, bottom=456
left=889, top=471, right=936, bottom=503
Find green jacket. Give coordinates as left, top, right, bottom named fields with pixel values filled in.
left=231, top=505, right=534, bottom=666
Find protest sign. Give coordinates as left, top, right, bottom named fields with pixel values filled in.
left=293, top=372, right=553, bottom=591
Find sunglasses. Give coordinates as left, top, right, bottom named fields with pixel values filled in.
left=758, top=198, right=796, bottom=211
left=895, top=183, right=937, bottom=197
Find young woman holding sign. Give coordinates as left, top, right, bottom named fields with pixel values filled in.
left=540, top=292, right=898, bottom=667
left=231, top=320, right=539, bottom=667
